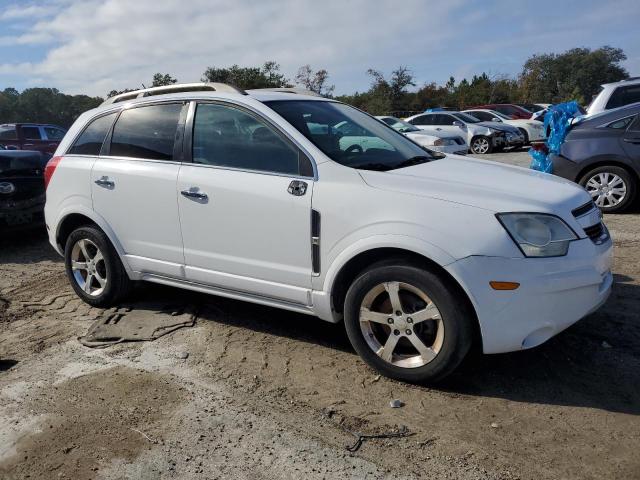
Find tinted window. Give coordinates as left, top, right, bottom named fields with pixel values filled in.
left=435, top=114, right=455, bottom=126
left=192, top=103, right=301, bottom=175
left=0, top=126, right=17, bottom=140
left=606, top=116, right=634, bottom=129
left=409, top=115, right=432, bottom=125
left=44, top=126, right=66, bottom=140
left=606, top=85, right=640, bottom=110
left=111, top=104, right=182, bottom=160
left=69, top=113, right=117, bottom=155
left=22, top=126, right=42, bottom=140
left=265, top=100, right=438, bottom=171
left=629, top=115, right=640, bottom=131
left=381, top=117, right=395, bottom=126
left=468, top=111, right=492, bottom=121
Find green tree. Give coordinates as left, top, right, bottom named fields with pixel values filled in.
left=294, top=65, right=335, bottom=96
left=519, top=46, right=628, bottom=104
left=151, top=73, right=178, bottom=87
left=201, top=61, right=290, bottom=89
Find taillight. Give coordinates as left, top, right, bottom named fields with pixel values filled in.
left=44, top=156, right=62, bottom=190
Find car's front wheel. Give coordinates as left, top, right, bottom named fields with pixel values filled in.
left=470, top=136, right=492, bottom=154
left=579, top=165, right=637, bottom=213
left=64, top=225, right=133, bottom=307
left=343, top=262, right=474, bottom=383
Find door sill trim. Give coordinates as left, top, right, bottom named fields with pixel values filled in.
left=140, top=273, right=316, bottom=316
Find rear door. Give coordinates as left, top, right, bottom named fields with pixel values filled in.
left=91, top=102, right=187, bottom=278
left=177, top=101, right=315, bottom=304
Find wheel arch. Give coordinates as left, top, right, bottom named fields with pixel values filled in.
left=575, top=158, right=639, bottom=186
left=326, top=246, right=482, bottom=348
left=54, top=208, right=133, bottom=275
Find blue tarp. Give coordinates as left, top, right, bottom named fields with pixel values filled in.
left=529, top=100, right=582, bottom=174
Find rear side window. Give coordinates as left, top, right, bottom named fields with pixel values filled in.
left=68, top=113, right=117, bottom=155
left=606, top=116, right=634, bottom=129
left=192, top=103, right=301, bottom=175
left=606, top=85, right=640, bottom=110
left=44, top=126, right=66, bottom=141
left=111, top=104, right=182, bottom=160
left=22, top=126, right=42, bottom=140
left=0, top=126, right=17, bottom=140
left=409, top=115, right=432, bottom=125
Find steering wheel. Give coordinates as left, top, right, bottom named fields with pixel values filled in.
left=345, top=144, right=363, bottom=154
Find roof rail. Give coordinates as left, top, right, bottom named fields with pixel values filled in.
left=248, top=87, right=323, bottom=97
left=101, top=82, right=247, bottom=105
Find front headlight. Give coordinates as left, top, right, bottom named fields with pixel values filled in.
left=497, top=213, right=578, bottom=257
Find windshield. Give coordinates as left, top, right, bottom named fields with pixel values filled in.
left=488, top=111, right=510, bottom=120
left=380, top=117, right=420, bottom=132
left=265, top=100, right=439, bottom=171
left=452, top=112, right=481, bottom=123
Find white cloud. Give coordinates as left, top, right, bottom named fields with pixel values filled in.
left=0, top=0, right=463, bottom=96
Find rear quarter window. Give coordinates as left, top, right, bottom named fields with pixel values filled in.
left=0, top=126, right=18, bottom=140
left=68, top=112, right=117, bottom=155
left=110, top=103, right=183, bottom=161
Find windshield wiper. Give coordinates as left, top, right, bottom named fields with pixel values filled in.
left=393, top=155, right=432, bottom=169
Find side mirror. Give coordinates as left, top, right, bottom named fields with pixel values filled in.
left=492, top=117, right=502, bottom=123
left=452, top=121, right=464, bottom=127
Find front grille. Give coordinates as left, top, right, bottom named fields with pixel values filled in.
left=572, top=201, right=596, bottom=218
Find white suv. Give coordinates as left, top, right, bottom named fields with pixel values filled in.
left=587, top=77, right=640, bottom=115
left=44, top=83, right=613, bottom=383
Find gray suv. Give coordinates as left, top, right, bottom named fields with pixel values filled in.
left=551, top=103, right=640, bottom=212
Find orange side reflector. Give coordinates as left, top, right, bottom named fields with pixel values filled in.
left=490, top=281, right=520, bottom=291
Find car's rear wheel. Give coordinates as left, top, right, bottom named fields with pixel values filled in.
left=579, top=165, right=637, bottom=213
left=470, top=136, right=492, bottom=154
left=518, top=128, right=529, bottom=145
left=343, top=262, right=473, bottom=383
left=64, top=226, right=132, bottom=307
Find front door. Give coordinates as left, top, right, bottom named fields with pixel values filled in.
left=91, top=102, right=187, bottom=278
left=177, top=101, right=314, bottom=304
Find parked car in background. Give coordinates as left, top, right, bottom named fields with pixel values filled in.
left=404, top=111, right=524, bottom=154
left=0, top=123, right=67, bottom=155
left=375, top=116, right=468, bottom=155
left=0, top=149, right=50, bottom=230
left=587, top=78, right=640, bottom=116
left=44, top=83, right=613, bottom=383
left=463, top=109, right=546, bottom=144
left=516, top=103, right=546, bottom=113
left=551, top=102, right=640, bottom=212
left=467, top=103, right=533, bottom=120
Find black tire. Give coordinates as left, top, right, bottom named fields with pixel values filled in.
left=470, top=135, right=493, bottom=155
left=518, top=128, right=529, bottom=145
left=578, top=165, right=637, bottom=213
left=64, top=225, right=133, bottom=307
left=343, top=261, right=474, bottom=383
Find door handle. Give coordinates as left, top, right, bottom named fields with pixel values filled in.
left=181, top=189, right=208, bottom=201
left=94, top=177, right=115, bottom=188
left=287, top=180, right=308, bottom=196
left=623, top=138, right=640, bottom=144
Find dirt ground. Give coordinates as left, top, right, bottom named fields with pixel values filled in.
left=1, top=152, right=639, bottom=479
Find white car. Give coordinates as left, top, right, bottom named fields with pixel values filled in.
left=463, top=109, right=546, bottom=144
left=587, top=77, right=640, bottom=116
left=404, top=111, right=522, bottom=154
left=44, top=83, right=612, bottom=383
left=375, top=116, right=468, bottom=155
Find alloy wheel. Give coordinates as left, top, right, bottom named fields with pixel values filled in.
left=359, top=281, right=444, bottom=369
left=472, top=137, right=490, bottom=154
left=70, top=238, right=107, bottom=296
left=586, top=172, right=627, bottom=208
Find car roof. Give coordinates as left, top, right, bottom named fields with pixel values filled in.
left=602, top=77, right=640, bottom=88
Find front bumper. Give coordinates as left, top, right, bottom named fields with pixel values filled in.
left=0, top=195, right=45, bottom=229
left=445, top=237, right=613, bottom=354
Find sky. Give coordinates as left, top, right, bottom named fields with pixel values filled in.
left=0, top=0, right=639, bottom=98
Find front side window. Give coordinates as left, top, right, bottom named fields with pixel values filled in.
left=409, top=114, right=432, bottom=125
left=452, top=112, right=481, bottom=124
left=468, top=111, right=492, bottom=122
left=44, top=126, right=66, bottom=141
left=265, top=100, right=438, bottom=171
left=192, top=103, right=302, bottom=176
left=111, top=103, right=182, bottom=160
left=0, top=126, right=17, bottom=140
left=68, top=112, right=117, bottom=155
left=22, top=126, right=42, bottom=140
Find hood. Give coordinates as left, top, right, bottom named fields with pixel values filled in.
left=358, top=154, right=590, bottom=214
left=477, top=121, right=519, bottom=133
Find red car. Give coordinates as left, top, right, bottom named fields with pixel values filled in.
left=0, top=123, right=67, bottom=155
left=467, top=104, right=533, bottom=120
